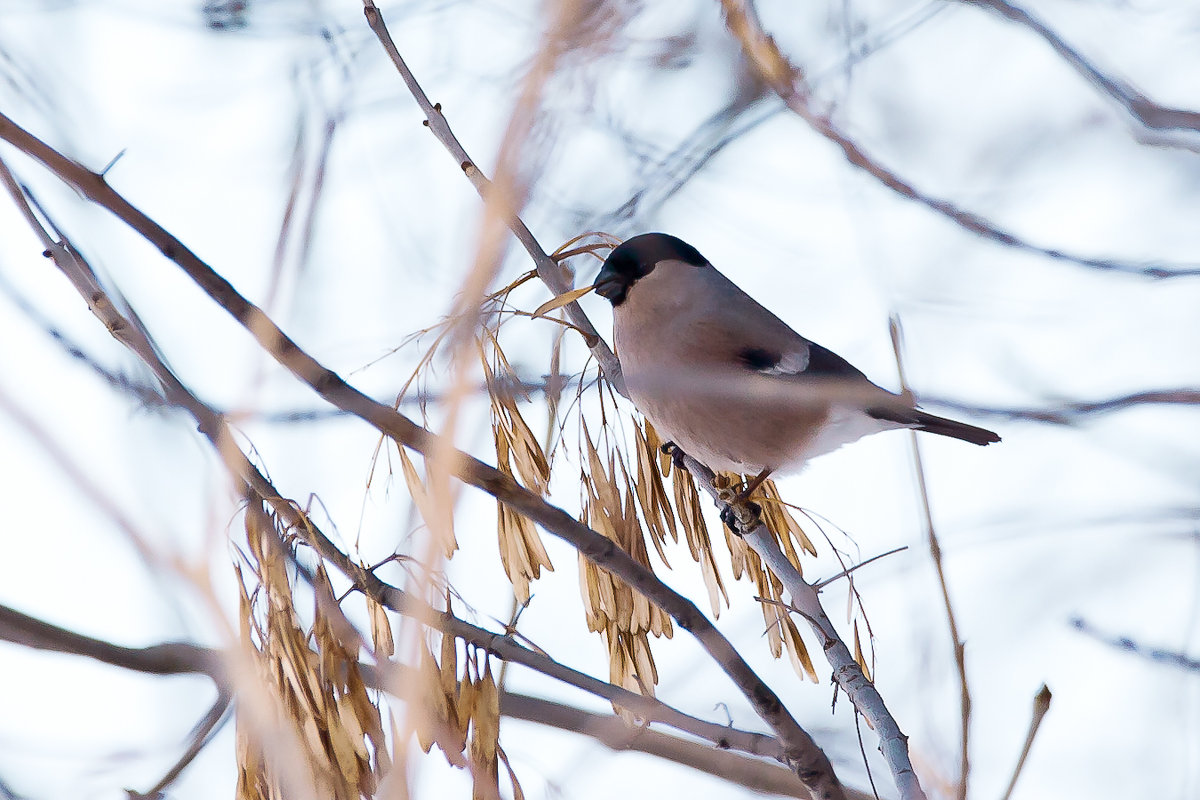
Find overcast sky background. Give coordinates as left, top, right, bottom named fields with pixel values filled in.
left=1, top=1, right=1199, bottom=799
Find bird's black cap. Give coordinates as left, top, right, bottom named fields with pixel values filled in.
left=593, top=233, right=708, bottom=306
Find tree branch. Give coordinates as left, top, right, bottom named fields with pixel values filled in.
left=716, top=0, right=1200, bottom=279
left=499, top=694, right=877, bottom=800
left=679, top=449, right=926, bottom=800
left=0, top=598, right=862, bottom=800
left=0, top=112, right=843, bottom=800
left=960, top=0, right=1200, bottom=135
left=361, top=1, right=626, bottom=394
left=0, top=602, right=223, bottom=680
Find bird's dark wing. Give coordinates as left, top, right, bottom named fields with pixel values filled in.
left=736, top=340, right=871, bottom=383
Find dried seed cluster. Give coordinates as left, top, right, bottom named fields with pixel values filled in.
left=236, top=504, right=389, bottom=800
left=483, top=341, right=555, bottom=603
left=416, top=631, right=520, bottom=800
left=719, top=476, right=820, bottom=681
left=578, top=418, right=675, bottom=706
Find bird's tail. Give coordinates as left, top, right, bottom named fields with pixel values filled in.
left=870, top=407, right=1000, bottom=446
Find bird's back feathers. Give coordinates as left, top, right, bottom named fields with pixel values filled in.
left=597, top=233, right=1000, bottom=472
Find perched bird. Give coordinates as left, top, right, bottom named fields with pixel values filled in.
left=592, top=233, right=998, bottom=494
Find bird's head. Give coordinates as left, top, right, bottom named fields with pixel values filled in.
left=593, top=233, right=708, bottom=306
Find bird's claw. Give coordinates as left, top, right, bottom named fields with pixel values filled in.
left=659, top=441, right=688, bottom=470
left=720, top=499, right=762, bottom=535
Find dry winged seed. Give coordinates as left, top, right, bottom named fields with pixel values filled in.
left=531, top=284, right=595, bottom=318
left=367, top=596, right=394, bottom=658
left=784, top=617, right=818, bottom=682
left=853, top=620, right=873, bottom=683
left=456, top=675, right=477, bottom=742
left=633, top=637, right=659, bottom=688
left=608, top=635, right=631, bottom=686
left=397, top=447, right=457, bottom=557
left=519, top=516, right=553, bottom=574
left=439, top=632, right=458, bottom=701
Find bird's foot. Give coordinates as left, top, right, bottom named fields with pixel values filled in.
left=659, top=441, right=689, bottom=470
left=719, top=499, right=762, bottom=534
left=715, top=479, right=763, bottom=534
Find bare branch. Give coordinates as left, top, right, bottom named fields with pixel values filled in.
left=999, top=685, right=1052, bottom=800
left=961, top=0, right=1200, bottom=135
left=360, top=1, right=626, bottom=394
left=355, top=586, right=787, bottom=760
left=131, top=692, right=233, bottom=800
left=0, top=110, right=843, bottom=800
left=928, top=389, right=1200, bottom=425
left=678, top=449, right=927, bottom=800
left=1072, top=617, right=1200, bottom=672
left=0, top=268, right=164, bottom=409
left=499, top=694, right=877, bottom=800
left=0, top=601, right=223, bottom=679
left=717, top=0, right=1200, bottom=279
left=891, top=318, right=969, bottom=800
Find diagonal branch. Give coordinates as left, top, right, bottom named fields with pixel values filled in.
left=0, top=113, right=843, bottom=800
left=679, top=449, right=928, bottom=800
left=0, top=602, right=223, bottom=680
left=361, top=1, right=626, bottom=394
left=717, top=0, right=1200, bottom=280
left=0, top=599, right=864, bottom=799
left=500, top=694, right=877, bottom=800
left=2, top=132, right=807, bottom=788
left=961, top=0, right=1200, bottom=135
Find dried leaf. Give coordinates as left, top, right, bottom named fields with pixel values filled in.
left=853, top=620, right=873, bottom=683
left=780, top=615, right=818, bottom=682
left=457, top=673, right=479, bottom=743
left=397, top=446, right=457, bottom=557
left=531, top=284, right=594, bottom=318
left=440, top=631, right=459, bottom=704
left=469, top=669, right=501, bottom=800
left=367, top=595, right=394, bottom=658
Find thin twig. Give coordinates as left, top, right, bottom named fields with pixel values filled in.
left=999, top=684, right=1052, bottom=800
left=0, top=268, right=165, bottom=409
left=680, top=450, right=927, bottom=800
left=1071, top=617, right=1200, bottom=672
left=961, top=0, right=1200, bottom=135
left=717, top=0, right=1200, bottom=279
left=813, top=547, right=908, bottom=590
left=0, top=109, right=844, bottom=800
left=928, top=389, right=1200, bottom=425
left=360, top=1, right=626, bottom=393
left=890, top=318, right=970, bottom=800
left=132, top=691, right=233, bottom=800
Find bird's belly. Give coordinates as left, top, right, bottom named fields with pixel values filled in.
left=628, top=377, right=832, bottom=474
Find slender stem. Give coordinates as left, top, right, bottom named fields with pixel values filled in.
left=361, top=1, right=626, bottom=393
left=1000, top=685, right=1052, bottom=800
left=682, top=450, right=927, bottom=800
left=0, top=109, right=844, bottom=800
left=890, top=317, right=970, bottom=799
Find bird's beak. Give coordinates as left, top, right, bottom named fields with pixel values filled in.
left=592, top=263, right=626, bottom=304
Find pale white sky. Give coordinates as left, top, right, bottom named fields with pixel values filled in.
left=1, top=2, right=1199, bottom=799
